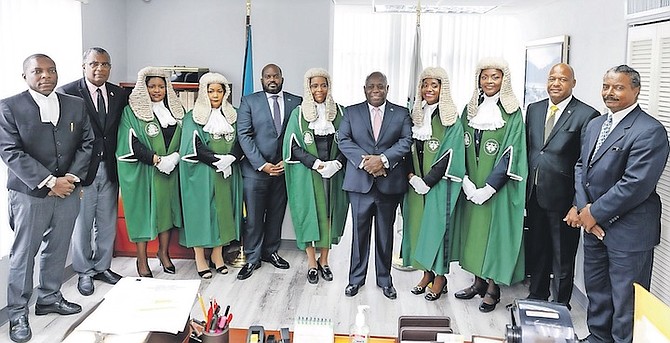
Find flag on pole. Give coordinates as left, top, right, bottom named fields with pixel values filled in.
left=242, top=0, right=254, bottom=96
left=407, top=3, right=422, bottom=109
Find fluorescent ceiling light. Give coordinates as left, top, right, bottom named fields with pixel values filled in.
left=374, top=4, right=496, bottom=14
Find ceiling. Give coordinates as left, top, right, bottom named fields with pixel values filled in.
left=332, top=0, right=558, bottom=15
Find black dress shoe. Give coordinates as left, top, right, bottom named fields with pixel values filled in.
left=77, top=275, right=94, bottom=296
left=307, top=268, right=319, bottom=284
left=9, top=315, right=31, bottom=343
left=35, top=298, right=82, bottom=316
left=157, top=251, right=176, bottom=274
left=262, top=252, right=290, bottom=269
left=382, top=285, right=397, bottom=299
left=237, top=262, right=261, bottom=280
left=317, top=261, right=333, bottom=281
left=478, top=285, right=501, bottom=313
left=345, top=283, right=363, bottom=297
left=454, top=279, right=487, bottom=300
left=93, top=269, right=122, bottom=284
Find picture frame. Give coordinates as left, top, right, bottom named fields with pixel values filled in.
left=523, top=35, right=570, bottom=109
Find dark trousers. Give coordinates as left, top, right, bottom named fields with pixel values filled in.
left=242, top=175, right=287, bottom=264
left=526, top=189, right=580, bottom=306
left=583, top=235, right=653, bottom=343
left=347, top=187, right=401, bottom=288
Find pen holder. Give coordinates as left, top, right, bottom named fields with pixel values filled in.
left=201, top=328, right=229, bottom=343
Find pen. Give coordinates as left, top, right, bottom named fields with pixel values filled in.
left=223, top=305, right=230, bottom=317
left=197, top=293, right=207, bottom=320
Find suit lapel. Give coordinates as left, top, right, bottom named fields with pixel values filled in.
left=590, top=108, right=639, bottom=164
left=281, top=95, right=294, bottom=131
left=105, top=83, right=122, bottom=131
left=545, top=99, right=575, bottom=144
left=377, top=104, right=394, bottom=142
left=78, top=78, right=105, bottom=131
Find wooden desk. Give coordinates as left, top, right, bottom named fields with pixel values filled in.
left=226, top=327, right=396, bottom=342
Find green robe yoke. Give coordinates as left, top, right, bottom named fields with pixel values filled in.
left=116, top=105, right=183, bottom=242
left=402, top=113, right=465, bottom=275
left=452, top=104, right=527, bottom=286
left=178, top=110, right=243, bottom=248
left=283, top=105, right=348, bottom=250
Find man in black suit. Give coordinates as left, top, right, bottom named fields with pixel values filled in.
left=566, top=65, right=668, bottom=343
left=236, top=64, right=301, bottom=280
left=525, top=63, right=598, bottom=308
left=0, top=54, right=94, bottom=343
left=58, top=47, right=128, bottom=296
left=338, top=72, right=412, bottom=299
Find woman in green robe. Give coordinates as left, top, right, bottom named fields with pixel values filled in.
left=116, top=67, right=184, bottom=277
left=283, top=68, right=348, bottom=284
left=452, top=58, right=528, bottom=312
left=178, top=73, right=243, bottom=279
left=401, top=67, right=465, bottom=301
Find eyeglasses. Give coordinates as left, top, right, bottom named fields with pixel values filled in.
left=87, top=62, right=111, bottom=69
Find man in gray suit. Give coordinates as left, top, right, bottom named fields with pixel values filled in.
left=566, top=65, right=669, bottom=343
left=338, top=72, right=412, bottom=299
left=58, top=47, right=128, bottom=296
left=525, top=63, right=598, bottom=308
left=236, top=64, right=301, bottom=280
left=0, top=54, right=94, bottom=343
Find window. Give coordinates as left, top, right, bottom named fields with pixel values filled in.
left=0, top=0, right=83, bottom=257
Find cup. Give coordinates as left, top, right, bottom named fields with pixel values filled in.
left=201, top=328, right=229, bottom=343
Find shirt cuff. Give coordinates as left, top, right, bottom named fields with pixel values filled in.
left=65, top=173, right=81, bottom=183
left=380, top=154, right=390, bottom=168
left=258, top=162, right=269, bottom=172
left=38, top=175, right=56, bottom=189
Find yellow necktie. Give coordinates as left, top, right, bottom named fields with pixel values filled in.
left=544, top=105, right=559, bottom=143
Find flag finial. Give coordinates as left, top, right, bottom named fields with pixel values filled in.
left=246, top=0, right=251, bottom=17
left=416, top=0, right=421, bottom=26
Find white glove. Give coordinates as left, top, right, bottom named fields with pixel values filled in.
left=155, top=152, right=179, bottom=175
left=462, top=175, right=476, bottom=199
left=409, top=175, right=430, bottom=195
left=213, top=154, right=236, bottom=172
left=312, top=159, right=324, bottom=170
left=469, top=184, right=496, bottom=205
left=318, top=160, right=342, bottom=179
left=221, top=166, right=232, bottom=179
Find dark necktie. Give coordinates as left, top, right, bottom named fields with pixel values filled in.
left=271, top=95, right=281, bottom=133
left=96, top=88, right=106, bottom=125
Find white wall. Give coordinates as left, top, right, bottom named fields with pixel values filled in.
left=515, top=0, right=628, bottom=296
left=80, top=0, right=128, bottom=84
left=122, top=0, right=332, bottom=106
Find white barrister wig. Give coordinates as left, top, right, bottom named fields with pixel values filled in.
left=192, top=72, right=237, bottom=125
left=128, top=66, right=185, bottom=122
left=411, top=66, right=458, bottom=127
left=301, top=68, right=337, bottom=122
left=466, top=57, right=520, bottom=120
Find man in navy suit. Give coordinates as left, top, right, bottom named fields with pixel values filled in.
left=0, top=54, right=94, bottom=343
left=236, top=64, right=301, bottom=280
left=339, top=72, right=412, bottom=299
left=566, top=65, right=669, bottom=343
left=525, top=63, right=598, bottom=308
left=58, top=47, right=128, bottom=296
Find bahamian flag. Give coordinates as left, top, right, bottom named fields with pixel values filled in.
left=407, top=19, right=422, bottom=110
left=242, top=17, right=254, bottom=96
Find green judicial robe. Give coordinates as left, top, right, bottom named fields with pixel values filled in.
left=402, top=112, right=465, bottom=275
left=116, top=105, right=183, bottom=242
left=178, top=110, right=242, bottom=248
left=452, top=104, right=527, bottom=286
left=283, top=105, right=348, bottom=250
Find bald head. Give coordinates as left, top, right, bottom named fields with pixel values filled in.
left=546, top=63, right=576, bottom=104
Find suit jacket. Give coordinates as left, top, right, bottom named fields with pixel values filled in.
left=526, top=97, right=598, bottom=210
left=574, top=105, right=669, bottom=251
left=58, top=78, right=129, bottom=185
left=0, top=91, right=94, bottom=197
left=237, top=91, right=302, bottom=179
left=339, top=101, right=412, bottom=195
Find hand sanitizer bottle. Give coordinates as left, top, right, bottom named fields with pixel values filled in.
left=349, top=305, right=370, bottom=343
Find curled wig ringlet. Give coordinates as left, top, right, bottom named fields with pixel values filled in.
left=411, top=66, right=458, bottom=127
left=466, top=57, right=520, bottom=120
left=129, top=66, right=184, bottom=122
left=192, top=72, right=237, bottom=125
left=301, top=68, right=337, bottom=122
